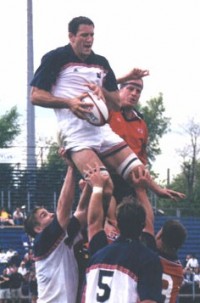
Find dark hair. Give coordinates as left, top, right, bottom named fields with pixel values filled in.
left=68, top=16, right=94, bottom=35
left=116, top=196, right=146, bottom=239
left=162, top=220, right=187, bottom=250
left=24, top=207, right=43, bottom=238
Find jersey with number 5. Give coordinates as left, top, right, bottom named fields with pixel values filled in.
left=81, top=235, right=162, bottom=303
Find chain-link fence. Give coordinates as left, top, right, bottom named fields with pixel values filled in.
left=0, top=166, right=82, bottom=215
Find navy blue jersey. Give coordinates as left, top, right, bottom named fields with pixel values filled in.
left=30, top=44, right=118, bottom=93
left=33, top=216, right=82, bottom=303
left=82, top=231, right=162, bottom=302
left=33, top=215, right=80, bottom=259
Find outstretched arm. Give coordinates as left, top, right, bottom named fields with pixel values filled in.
left=102, top=88, right=121, bottom=111
left=131, top=166, right=154, bottom=236
left=130, top=165, right=185, bottom=202
left=73, top=180, right=92, bottom=229
left=130, top=165, right=185, bottom=235
left=147, top=178, right=186, bottom=201
left=31, top=87, right=93, bottom=119
left=56, top=164, right=76, bottom=231
left=84, top=163, right=109, bottom=242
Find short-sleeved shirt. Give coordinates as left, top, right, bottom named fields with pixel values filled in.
left=82, top=231, right=162, bottom=303
left=109, top=109, right=148, bottom=201
left=186, top=258, right=199, bottom=270
left=34, top=215, right=81, bottom=303
left=109, top=109, right=148, bottom=165
left=30, top=44, right=127, bottom=154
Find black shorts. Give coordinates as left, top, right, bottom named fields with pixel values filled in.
left=111, top=173, right=136, bottom=204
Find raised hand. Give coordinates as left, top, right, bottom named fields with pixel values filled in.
left=117, top=68, right=150, bottom=84
left=126, top=68, right=150, bottom=80
left=157, top=188, right=186, bottom=201
left=83, top=163, right=109, bottom=189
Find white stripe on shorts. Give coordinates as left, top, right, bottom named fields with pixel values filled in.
left=116, top=154, right=142, bottom=180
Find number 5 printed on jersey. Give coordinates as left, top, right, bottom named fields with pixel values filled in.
left=97, top=270, right=114, bottom=302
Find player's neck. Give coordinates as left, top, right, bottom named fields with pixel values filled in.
left=159, top=246, right=178, bottom=259
left=121, top=107, right=136, bottom=119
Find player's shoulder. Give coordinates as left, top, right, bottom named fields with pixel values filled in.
left=135, top=240, right=161, bottom=266
left=159, top=254, right=183, bottom=268
left=141, top=231, right=157, bottom=251
left=89, top=230, right=108, bottom=256
left=91, top=51, right=111, bottom=67
left=34, top=217, right=64, bottom=258
left=41, top=45, right=70, bottom=62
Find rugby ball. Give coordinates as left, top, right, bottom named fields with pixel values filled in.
left=82, top=92, right=109, bottom=126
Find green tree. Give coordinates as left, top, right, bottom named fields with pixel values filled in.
left=0, top=106, right=21, bottom=147
left=46, top=143, right=65, bottom=170
left=166, top=162, right=200, bottom=216
left=171, top=119, right=200, bottom=205
left=178, top=119, right=200, bottom=203
left=157, top=119, right=200, bottom=216
left=16, top=142, right=67, bottom=211
left=138, top=93, right=170, bottom=164
left=0, top=107, right=21, bottom=209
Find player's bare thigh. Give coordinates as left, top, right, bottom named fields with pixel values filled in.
left=71, top=149, right=105, bottom=174
left=71, top=149, right=114, bottom=197
left=103, top=145, right=143, bottom=181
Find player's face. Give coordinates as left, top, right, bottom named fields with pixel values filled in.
left=69, top=24, right=94, bottom=60
left=120, top=79, right=143, bottom=109
left=34, top=208, right=55, bottom=233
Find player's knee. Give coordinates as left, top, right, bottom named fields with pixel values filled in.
left=116, top=154, right=143, bottom=180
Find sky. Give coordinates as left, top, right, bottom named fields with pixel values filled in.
left=0, top=0, right=200, bottom=181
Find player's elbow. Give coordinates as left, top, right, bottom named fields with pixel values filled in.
left=30, top=87, right=38, bottom=105
left=30, top=87, right=44, bottom=106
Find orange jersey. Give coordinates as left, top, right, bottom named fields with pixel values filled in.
left=109, top=110, right=148, bottom=165
left=160, top=256, right=184, bottom=303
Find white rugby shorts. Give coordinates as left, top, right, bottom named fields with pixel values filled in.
left=57, top=118, right=125, bottom=154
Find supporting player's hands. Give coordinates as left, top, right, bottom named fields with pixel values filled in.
left=83, top=163, right=109, bottom=189
left=131, top=166, right=186, bottom=201
left=157, top=188, right=186, bottom=201
left=131, top=165, right=151, bottom=188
